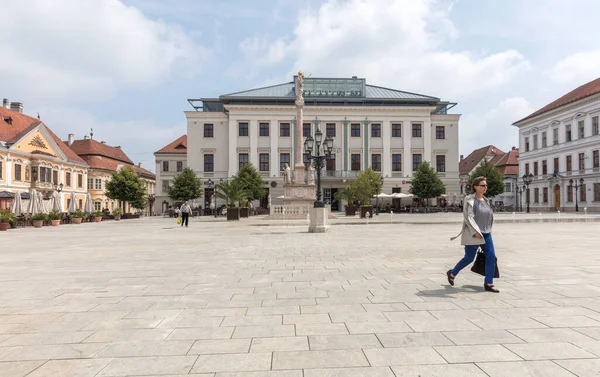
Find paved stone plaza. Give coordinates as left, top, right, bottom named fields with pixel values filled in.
left=1, top=216, right=600, bottom=376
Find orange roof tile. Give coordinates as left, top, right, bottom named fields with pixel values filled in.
left=69, top=138, right=133, bottom=165
left=155, top=134, right=187, bottom=154
left=494, top=148, right=519, bottom=176
left=80, top=155, right=155, bottom=179
left=515, top=77, right=600, bottom=124
left=459, top=145, right=505, bottom=175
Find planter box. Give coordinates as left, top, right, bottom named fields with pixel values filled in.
left=345, top=205, right=357, bottom=216
left=114, top=216, right=121, bottom=221
left=33, top=220, right=44, bottom=228
left=360, top=206, right=373, bottom=218
left=50, top=220, right=61, bottom=226
left=93, top=217, right=102, bottom=223
left=0, top=222, right=9, bottom=231
left=72, top=217, right=83, bottom=224
left=240, top=208, right=249, bottom=218
left=227, top=208, right=240, bottom=221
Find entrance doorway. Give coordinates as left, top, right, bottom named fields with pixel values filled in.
left=553, top=184, right=560, bottom=210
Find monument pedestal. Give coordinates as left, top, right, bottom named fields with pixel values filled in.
left=309, top=207, right=329, bottom=233
left=283, top=183, right=316, bottom=207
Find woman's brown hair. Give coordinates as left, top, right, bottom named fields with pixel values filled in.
left=472, top=176, right=487, bottom=191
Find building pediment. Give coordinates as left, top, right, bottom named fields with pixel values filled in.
left=8, top=125, right=68, bottom=162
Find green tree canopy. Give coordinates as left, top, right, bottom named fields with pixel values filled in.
left=353, top=167, right=383, bottom=206
left=215, top=179, right=248, bottom=207
left=409, top=161, right=445, bottom=204
left=105, top=166, right=148, bottom=212
left=235, top=163, right=266, bottom=203
left=466, top=160, right=505, bottom=197
left=167, top=167, right=203, bottom=203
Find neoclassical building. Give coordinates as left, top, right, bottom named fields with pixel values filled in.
left=154, top=134, right=187, bottom=214
left=0, top=99, right=88, bottom=211
left=513, top=77, right=600, bottom=212
left=185, top=76, right=460, bottom=211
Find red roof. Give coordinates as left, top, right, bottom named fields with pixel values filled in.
left=78, top=155, right=155, bottom=179
left=460, top=145, right=519, bottom=177
left=495, top=148, right=519, bottom=176
left=515, top=77, right=600, bottom=124
left=0, top=106, right=86, bottom=164
left=155, top=134, right=187, bottom=154
left=69, top=138, right=134, bottom=165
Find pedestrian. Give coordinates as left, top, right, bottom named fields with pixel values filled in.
left=447, top=176, right=499, bottom=293
left=180, top=201, right=191, bottom=227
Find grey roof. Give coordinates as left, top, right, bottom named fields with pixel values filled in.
left=221, top=82, right=439, bottom=101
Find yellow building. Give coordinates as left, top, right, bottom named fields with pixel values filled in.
left=0, top=100, right=88, bottom=211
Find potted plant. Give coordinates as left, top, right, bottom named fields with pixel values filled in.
left=239, top=203, right=249, bottom=218
left=71, top=210, right=84, bottom=224
left=353, top=168, right=382, bottom=218
left=92, top=210, right=103, bottom=222
left=31, top=213, right=47, bottom=228
left=48, top=210, right=62, bottom=226
left=0, top=210, right=15, bottom=231
left=215, top=179, right=247, bottom=221
left=334, top=186, right=358, bottom=216
left=112, top=207, right=122, bottom=221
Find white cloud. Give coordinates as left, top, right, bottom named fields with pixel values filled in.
left=549, top=50, right=600, bottom=86
left=460, top=97, right=536, bottom=155
left=0, top=0, right=209, bottom=100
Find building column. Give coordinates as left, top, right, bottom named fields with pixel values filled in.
left=5, top=153, right=12, bottom=187
left=382, top=120, right=391, bottom=178
left=342, top=118, right=349, bottom=171
left=292, top=118, right=297, bottom=166
left=424, top=119, right=432, bottom=163
left=270, top=120, right=278, bottom=178
left=403, top=122, right=412, bottom=176
left=363, top=118, right=370, bottom=169
left=250, top=119, right=258, bottom=168
left=228, top=119, right=237, bottom=177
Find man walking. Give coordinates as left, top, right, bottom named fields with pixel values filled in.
left=180, top=201, right=191, bottom=227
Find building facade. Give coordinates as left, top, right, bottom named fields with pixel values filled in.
left=185, top=76, right=461, bottom=211
left=69, top=136, right=156, bottom=215
left=154, top=135, right=187, bottom=214
left=0, top=100, right=88, bottom=211
left=459, top=145, right=519, bottom=209
left=513, top=77, right=600, bottom=212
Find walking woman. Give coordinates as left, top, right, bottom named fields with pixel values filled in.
left=447, top=176, right=499, bottom=293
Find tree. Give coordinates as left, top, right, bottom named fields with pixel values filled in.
left=168, top=167, right=202, bottom=203
left=466, top=160, right=505, bottom=197
left=105, top=166, right=148, bottom=213
left=353, top=168, right=383, bottom=206
left=409, top=161, right=445, bottom=205
left=235, top=163, right=266, bottom=204
left=215, top=179, right=248, bottom=207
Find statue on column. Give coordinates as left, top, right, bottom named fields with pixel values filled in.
left=307, top=161, right=315, bottom=185
left=296, top=71, right=304, bottom=103
left=283, top=163, right=291, bottom=184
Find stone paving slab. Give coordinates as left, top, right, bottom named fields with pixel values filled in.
left=1, top=217, right=600, bottom=376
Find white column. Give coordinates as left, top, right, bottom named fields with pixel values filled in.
left=270, top=120, right=278, bottom=178
left=403, top=122, right=411, bottom=175
left=5, top=154, right=12, bottom=186
left=228, top=119, right=237, bottom=177
left=250, top=119, right=258, bottom=168
left=382, top=120, right=391, bottom=178
left=424, top=119, right=432, bottom=163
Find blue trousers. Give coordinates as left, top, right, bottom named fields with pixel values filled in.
left=451, top=233, right=496, bottom=285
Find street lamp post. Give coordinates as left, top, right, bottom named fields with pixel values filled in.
left=304, top=127, right=334, bottom=208
left=516, top=185, right=523, bottom=212
left=206, top=179, right=214, bottom=216
left=569, top=178, right=584, bottom=212
left=522, top=173, right=533, bottom=213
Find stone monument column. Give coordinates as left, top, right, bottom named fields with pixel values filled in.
left=294, top=72, right=306, bottom=184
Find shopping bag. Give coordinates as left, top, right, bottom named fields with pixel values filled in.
left=177, top=216, right=181, bottom=225
left=471, top=248, right=500, bottom=278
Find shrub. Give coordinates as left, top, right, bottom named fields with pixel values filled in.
left=47, top=210, right=62, bottom=221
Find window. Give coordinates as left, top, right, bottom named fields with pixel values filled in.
left=66, top=172, right=71, bottom=186
left=553, top=158, right=559, bottom=174
left=280, top=123, right=290, bottom=137
left=95, top=178, right=102, bottom=190
left=534, top=188, right=539, bottom=203
left=371, top=124, right=381, bottom=137
left=259, top=122, right=269, bottom=136
left=326, top=154, right=336, bottom=172
left=504, top=182, right=512, bottom=193
left=0, top=161, right=2, bottom=179
left=533, top=135, right=538, bottom=150
left=326, top=123, right=336, bottom=137
left=259, top=154, right=269, bottom=171
left=412, top=124, right=422, bottom=137
left=525, top=163, right=530, bottom=175
left=412, top=154, right=422, bottom=171
left=177, top=161, right=183, bottom=172
left=79, top=199, right=83, bottom=210
left=204, top=154, right=214, bottom=172
left=566, top=125, right=572, bottom=142
left=239, top=122, right=249, bottom=136
left=392, top=124, right=402, bottom=137
left=595, top=183, right=600, bottom=202
left=578, top=120, right=585, bottom=139
left=567, top=183, right=573, bottom=202
left=239, top=153, right=249, bottom=169
left=436, top=126, right=445, bottom=139
left=94, top=202, right=102, bottom=211
left=53, top=170, right=58, bottom=185
left=392, top=154, right=402, bottom=171
left=163, top=161, right=169, bottom=172
left=579, top=153, right=585, bottom=171
left=541, top=132, right=547, bottom=148
left=593, top=116, right=599, bottom=136
left=204, top=124, right=213, bottom=138
left=351, top=154, right=361, bottom=171
left=303, top=123, right=311, bottom=137
left=525, top=137, right=530, bottom=152
left=533, top=161, right=538, bottom=176
left=542, top=160, right=547, bottom=175
left=351, top=123, right=360, bottom=137
left=77, top=174, right=83, bottom=188
left=594, top=150, right=599, bottom=168
left=14, top=164, right=22, bottom=181
left=280, top=153, right=290, bottom=171
left=162, top=180, right=170, bottom=193
left=371, top=154, right=381, bottom=171
left=553, top=128, right=559, bottom=145
left=543, top=187, right=548, bottom=203
left=581, top=184, right=587, bottom=202
left=566, top=155, right=572, bottom=172
left=436, top=155, right=446, bottom=173
left=88, top=177, right=93, bottom=189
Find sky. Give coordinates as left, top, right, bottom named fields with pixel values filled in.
left=2, top=0, right=599, bottom=172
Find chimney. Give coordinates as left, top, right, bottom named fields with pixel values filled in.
left=460, top=155, right=464, bottom=161
left=512, top=146, right=516, bottom=151
left=68, top=134, right=74, bottom=146
left=2, top=98, right=9, bottom=108
left=138, top=162, right=142, bottom=167
left=83, top=135, right=89, bottom=140
left=10, top=102, right=23, bottom=113
left=115, top=146, right=121, bottom=149
left=100, top=141, right=106, bottom=144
